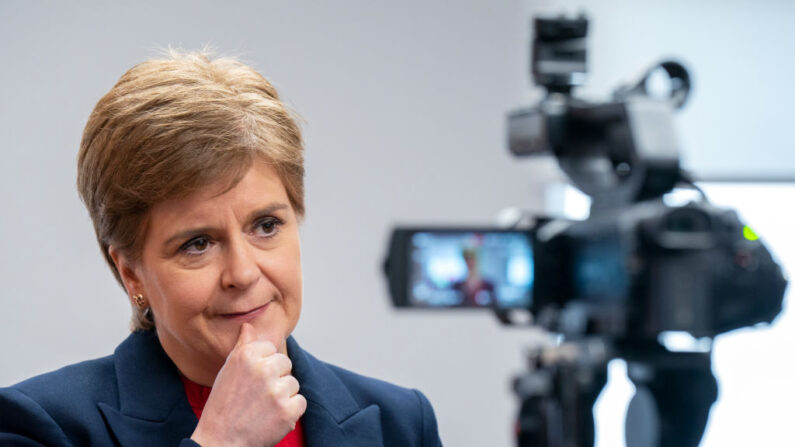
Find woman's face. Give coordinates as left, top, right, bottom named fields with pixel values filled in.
left=115, top=162, right=302, bottom=385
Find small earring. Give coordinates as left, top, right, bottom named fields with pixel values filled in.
left=133, top=293, right=146, bottom=308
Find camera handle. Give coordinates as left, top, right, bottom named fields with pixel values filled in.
left=514, top=338, right=717, bottom=447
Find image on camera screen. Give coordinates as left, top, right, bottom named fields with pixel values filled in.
left=408, top=231, right=533, bottom=308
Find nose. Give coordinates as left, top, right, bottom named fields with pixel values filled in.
left=220, top=236, right=260, bottom=290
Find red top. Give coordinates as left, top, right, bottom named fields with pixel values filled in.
left=180, top=375, right=305, bottom=447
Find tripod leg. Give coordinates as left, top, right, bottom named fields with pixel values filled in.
left=514, top=358, right=608, bottom=447
left=626, top=351, right=718, bottom=447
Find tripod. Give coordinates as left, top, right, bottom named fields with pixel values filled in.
left=514, top=337, right=718, bottom=447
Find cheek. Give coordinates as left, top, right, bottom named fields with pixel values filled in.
left=275, top=256, right=302, bottom=302
left=270, top=244, right=303, bottom=311
left=148, top=266, right=217, bottom=320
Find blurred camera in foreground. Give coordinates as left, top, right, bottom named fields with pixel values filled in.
left=383, top=15, right=787, bottom=447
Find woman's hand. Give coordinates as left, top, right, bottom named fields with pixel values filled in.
left=190, top=323, right=307, bottom=447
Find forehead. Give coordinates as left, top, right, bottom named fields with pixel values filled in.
left=146, top=162, right=290, bottom=230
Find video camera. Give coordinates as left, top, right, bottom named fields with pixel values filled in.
left=383, top=15, right=787, bottom=447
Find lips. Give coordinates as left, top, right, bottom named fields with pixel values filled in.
left=220, top=301, right=272, bottom=322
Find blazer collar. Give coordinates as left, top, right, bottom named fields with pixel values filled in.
left=96, top=331, right=384, bottom=447
left=287, top=337, right=385, bottom=447
left=97, top=330, right=197, bottom=447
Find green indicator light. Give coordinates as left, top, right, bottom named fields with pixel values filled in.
left=743, top=225, right=759, bottom=241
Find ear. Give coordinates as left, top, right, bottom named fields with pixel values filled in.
left=108, top=245, right=143, bottom=300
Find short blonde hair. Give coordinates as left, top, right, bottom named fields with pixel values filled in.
left=77, top=50, right=304, bottom=331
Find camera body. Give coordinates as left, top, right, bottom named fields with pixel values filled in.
left=384, top=198, right=785, bottom=341
left=533, top=199, right=785, bottom=340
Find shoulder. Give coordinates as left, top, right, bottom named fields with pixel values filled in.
left=323, top=361, right=429, bottom=413
left=288, top=337, right=442, bottom=446
left=0, top=354, right=118, bottom=445
left=326, top=361, right=441, bottom=443
left=9, top=354, right=117, bottom=405
left=289, top=337, right=425, bottom=411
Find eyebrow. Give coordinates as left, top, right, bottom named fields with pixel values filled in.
left=163, top=203, right=290, bottom=248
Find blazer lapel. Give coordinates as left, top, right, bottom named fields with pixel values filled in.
left=96, top=332, right=384, bottom=447
left=288, top=337, right=385, bottom=447
left=97, top=331, right=198, bottom=447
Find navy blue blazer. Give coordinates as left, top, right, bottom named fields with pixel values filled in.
left=0, top=331, right=443, bottom=446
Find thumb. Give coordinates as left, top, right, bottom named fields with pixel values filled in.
left=234, top=322, right=257, bottom=348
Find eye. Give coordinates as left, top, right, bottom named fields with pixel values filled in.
left=179, top=236, right=211, bottom=255
left=254, top=216, right=283, bottom=238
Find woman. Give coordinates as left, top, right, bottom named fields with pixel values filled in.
left=0, top=51, right=442, bottom=446
left=452, top=248, right=496, bottom=307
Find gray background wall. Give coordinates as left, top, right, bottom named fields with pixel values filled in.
left=1, top=1, right=792, bottom=446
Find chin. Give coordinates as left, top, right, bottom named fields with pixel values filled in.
left=254, top=323, right=290, bottom=349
